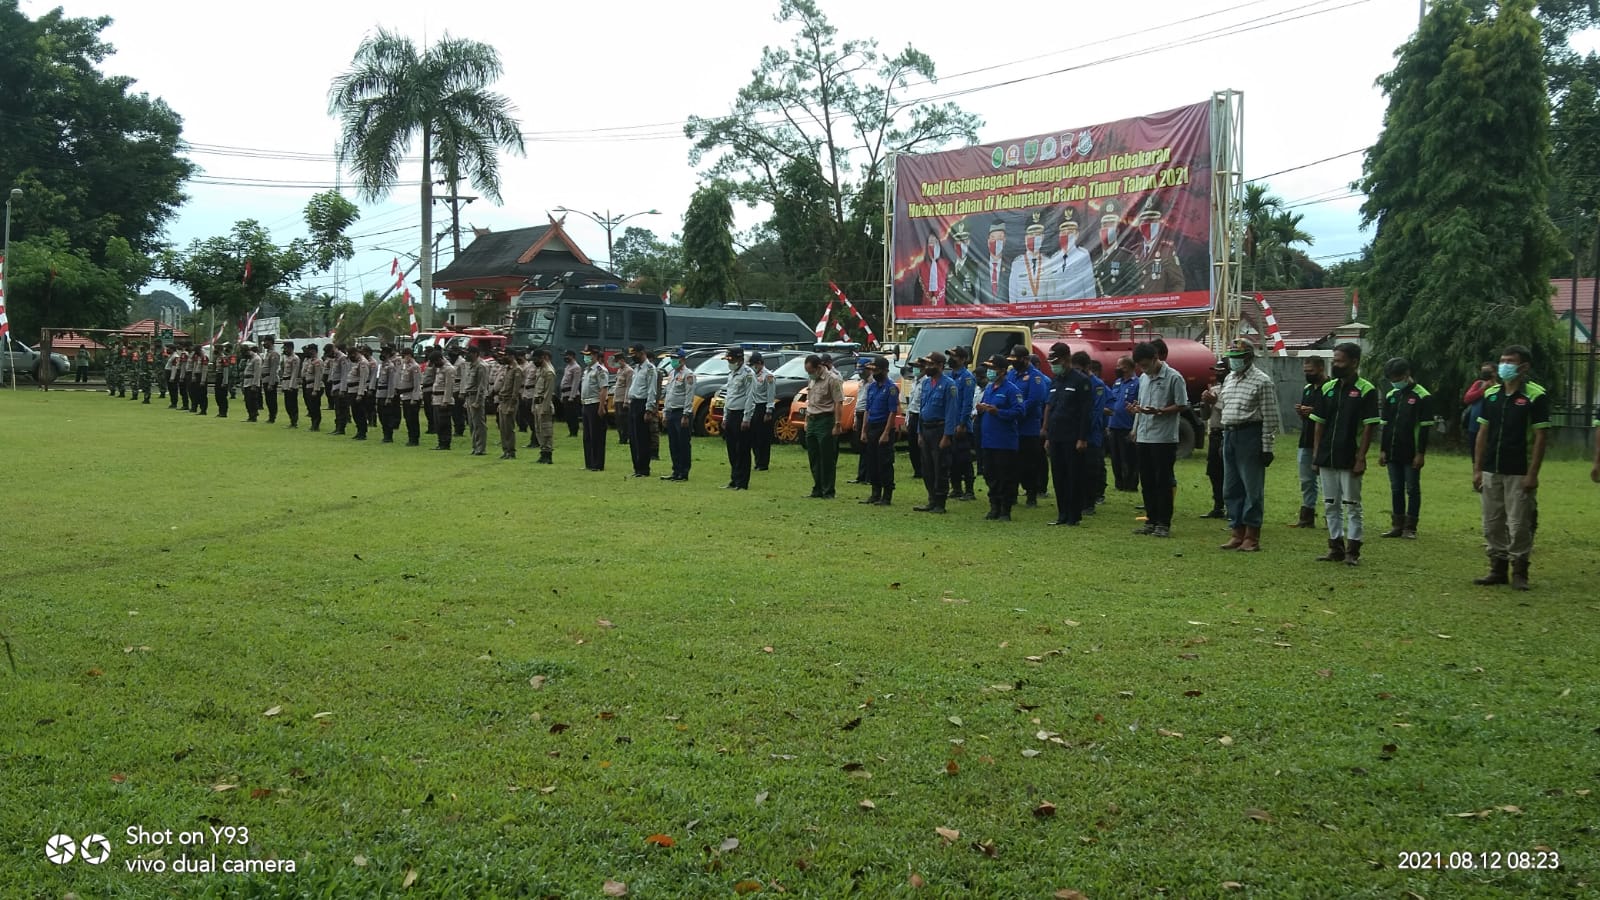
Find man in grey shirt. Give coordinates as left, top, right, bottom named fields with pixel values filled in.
left=1130, top=341, right=1189, bottom=537
left=625, top=343, right=659, bottom=477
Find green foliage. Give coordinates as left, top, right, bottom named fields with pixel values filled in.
left=687, top=0, right=978, bottom=318
left=328, top=28, right=524, bottom=329
left=3, top=393, right=1598, bottom=896
left=1241, top=184, right=1321, bottom=291
left=1323, top=244, right=1374, bottom=289
left=160, top=220, right=310, bottom=323
left=303, top=191, right=362, bottom=273
left=1361, top=0, right=1561, bottom=420
left=3, top=233, right=141, bottom=335
left=682, top=184, right=739, bottom=304
left=0, top=1, right=193, bottom=260
left=610, top=226, right=685, bottom=295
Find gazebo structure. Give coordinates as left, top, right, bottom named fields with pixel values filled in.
left=431, top=215, right=620, bottom=327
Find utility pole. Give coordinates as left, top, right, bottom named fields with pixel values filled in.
left=433, top=183, right=477, bottom=256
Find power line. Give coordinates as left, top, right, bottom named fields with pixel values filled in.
left=1246, top=148, right=1368, bottom=184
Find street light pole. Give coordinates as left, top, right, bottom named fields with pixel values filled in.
left=553, top=207, right=660, bottom=274
left=4, top=188, right=20, bottom=389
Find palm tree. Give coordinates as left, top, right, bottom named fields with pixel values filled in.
left=1241, top=183, right=1283, bottom=292
left=329, top=29, right=524, bottom=330
left=1266, top=210, right=1314, bottom=286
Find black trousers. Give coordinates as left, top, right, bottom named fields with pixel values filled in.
left=402, top=400, right=421, bottom=444
left=983, top=447, right=1018, bottom=508
left=905, top=412, right=923, bottom=477
left=1049, top=440, right=1087, bottom=525
left=750, top=403, right=771, bottom=469
left=1085, top=443, right=1106, bottom=507
left=304, top=390, right=323, bottom=429
left=666, top=408, right=692, bottom=478
left=581, top=402, right=606, bottom=469
left=192, top=380, right=209, bottom=415
left=433, top=401, right=453, bottom=448
left=422, top=398, right=434, bottom=434
left=865, top=420, right=895, bottom=493
left=723, top=409, right=749, bottom=488
left=1206, top=428, right=1225, bottom=509
left=629, top=398, right=651, bottom=475
left=171, top=375, right=183, bottom=408
left=282, top=388, right=299, bottom=426
left=380, top=397, right=401, bottom=439
left=453, top=397, right=467, bottom=436
left=352, top=395, right=370, bottom=438
left=563, top=398, right=581, bottom=436
left=264, top=383, right=279, bottom=421
left=333, top=392, right=349, bottom=432
left=1018, top=435, right=1045, bottom=497
left=950, top=430, right=974, bottom=493
left=919, top=422, right=949, bottom=507
left=1109, top=429, right=1138, bottom=490
left=244, top=386, right=262, bottom=421
left=1138, top=442, right=1178, bottom=527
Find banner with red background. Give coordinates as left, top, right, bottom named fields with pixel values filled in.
left=891, top=101, right=1213, bottom=322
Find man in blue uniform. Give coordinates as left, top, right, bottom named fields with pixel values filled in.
left=1042, top=342, right=1094, bottom=527
left=914, top=352, right=960, bottom=513
left=977, top=353, right=1025, bottom=521
left=946, top=347, right=978, bottom=501
left=1008, top=344, right=1051, bottom=507
left=857, top=355, right=900, bottom=506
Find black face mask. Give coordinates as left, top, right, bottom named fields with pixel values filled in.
left=1305, top=372, right=1321, bottom=384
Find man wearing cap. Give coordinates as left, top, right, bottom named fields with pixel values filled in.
left=1007, top=215, right=1051, bottom=303
left=196, top=344, right=218, bottom=416
left=428, top=350, right=456, bottom=450
left=261, top=337, right=281, bottom=424
left=166, top=346, right=188, bottom=409
left=1042, top=342, right=1094, bottom=526
left=242, top=343, right=265, bottom=422
left=802, top=353, right=846, bottom=498
left=346, top=346, right=373, bottom=440
left=722, top=347, right=756, bottom=489
left=301, top=345, right=325, bottom=432
left=529, top=349, right=557, bottom=464
left=278, top=341, right=301, bottom=428
left=460, top=346, right=490, bottom=455
left=327, top=345, right=350, bottom=435
left=1378, top=357, right=1432, bottom=540
left=626, top=344, right=659, bottom=477
left=1007, top=344, right=1051, bottom=507
left=375, top=346, right=400, bottom=442
left=612, top=352, right=635, bottom=447
left=947, top=347, right=978, bottom=501
left=580, top=345, right=610, bottom=470
left=560, top=349, right=582, bottom=437
left=495, top=348, right=524, bottom=459
left=662, top=348, right=697, bottom=481
left=977, top=353, right=1025, bottom=520
left=858, top=355, right=900, bottom=505
left=1291, top=357, right=1328, bottom=527
left=1217, top=337, right=1281, bottom=552
left=749, top=352, right=777, bottom=471
left=914, top=351, right=959, bottom=512
left=398, top=347, right=423, bottom=444
left=1048, top=209, right=1097, bottom=300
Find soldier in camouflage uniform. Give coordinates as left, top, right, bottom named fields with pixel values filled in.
left=105, top=340, right=122, bottom=397
left=135, top=344, right=154, bottom=403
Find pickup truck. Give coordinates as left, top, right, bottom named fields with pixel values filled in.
left=1, top=338, right=71, bottom=383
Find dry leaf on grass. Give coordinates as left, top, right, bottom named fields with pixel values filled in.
left=755, top=791, right=768, bottom=805
left=644, top=834, right=675, bottom=847
left=935, top=827, right=960, bottom=844
left=352, top=855, right=367, bottom=867
left=909, top=872, right=926, bottom=888
left=549, top=722, right=569, bottom=734
left=1221, top=881, right=1244, bottom=891
left=858, top=799, right=876, bottom=810
left=540, top=785, right=557, bottom=794
left=211, top=783, right=237, bottom=792
left=529, top=675, right=546, bottom=690
left=110, top=773, right=127, bottom=784
left=1021, top=749, right=1042, bottom=758
left=719, top=837, right=741, bottom=853
left=250, top=788, right=273, bottom=800
left=1183, top=690, right=1203, bottom=697
left=263, top=705, right=282, bottom=717
left=597, top=619, right=615, bottom=629
left=945, top=760, right=960, bottom=775
left=402, top=868, right=417, bottom=888
left=947, top=716, right=963, bottom=727
left=1157, top=729, right=1184, bottom=738
left=311, top=711, right=333, bottom=719
left=602, top=879, right=628, bottom=897
left=1218, top=735, right=1235, bottom=747
left=1054, top=891, right=1089, bottom=900
left=762, top=646, right=774, bottom=653
left=1034, top=801, right=1057, bottom=818
left=1244, top=808, right=1274, bottom=823
left=972, top=839, right=999, bottom=858
left=733, top=880, right=762, bottom=895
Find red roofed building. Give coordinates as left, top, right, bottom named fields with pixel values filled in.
left=120, top=319, right=191, bottom=340
left=430, top=216, right=620, bottom=326
left=1240, top=287, right=1360, bottom=351
left=1551, top=277, right=1599, bottom=343
left=48, top=330, right=107, bottom=353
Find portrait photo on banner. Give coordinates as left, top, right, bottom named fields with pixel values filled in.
left=892, top=101, right=1215, bottom=322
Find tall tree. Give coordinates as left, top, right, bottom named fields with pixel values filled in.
left=329, top=29, right=524, bottom=330
left=303, top=191, right=362, bottom=273
left=5, top=234, right=148, bottom=336
left=1360, top=0, right=1560, bottom=423
left=681, top=184, right=739, bottom=304
left=161, top=220, right=310, bottom=329
left=610, top=226, right=685, bottom=296
left=686, top=0, right=979, bottom=315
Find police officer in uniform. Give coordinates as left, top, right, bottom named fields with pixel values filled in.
left=462, top=345, right=490, bottom=455
left=579, top=344, right=609, bottom=470
left=429, top=350, right=456, bottom=450
left=280, top=341, right=301, bottom=427
left=662, top=348, right=697, bottom=481
left=300, top=345, right=324, bottom=431
left=495, top=348, right=524, bottom=459
left=530, top=349, right=557, bottom=464
left=858, top=355, right=900, bottom=506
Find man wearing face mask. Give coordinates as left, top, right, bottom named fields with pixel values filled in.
left=1472, top=345, right=1550, bottom=591
left=946, top=347, right=978, bottom=501
left=914, top=352, right=960, bottom=512
left=749, top=352, right=777, bottom=472
left=1107, top=357, right=1140, bottom=493
left=662, top=348, right=697, bottom=481
left=530, top=349, right=557, bottom=464
left=626, top=343, right=659, bottom=478
left=802, top=353, right=846, bottom=498
left=858, top=355, right=900, bottom=506
left=977, top=353, right=1025, bottom=520
left=1130, top=341, right=1187, bottom=537
left=1007, top=344, right=1052, bottom=508
left=579, top=345, right=610, bottom=471
left=1291, top=356, right=1327, bottom=528
left=1309, top=342, right=1380, bottom=565
left=1378, top=358, right=1432, bottom=540
left=1047, top=210, right=1097, bottom=300
left=1041, top=342, right=1093, bottom=527
left=560, top=350, right=583, bottom=437
left=1217, top=337, right=1281, bottom=552
left=722, top=347, right=756, bottom=490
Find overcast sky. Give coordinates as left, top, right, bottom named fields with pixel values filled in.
left=25, top=0, right=1481, bottom=307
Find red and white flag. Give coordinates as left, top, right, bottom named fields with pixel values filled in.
left=390, top=258, right=399, bottom=278
left=1350, top=288, right=1360, bottom=322
left=403, top=289, right=419, bottom=338
left=1254, top=293, right=1287, bottom=357
left=827, top=281, right=879, bottom=348
left=242, top=259, right=252, bottom=285
left=237, top=305, right=260, bottom=342
left=813, top=299, right=834, bottom=341
left=333, top=310, right=346, bottom=333
left=661, top=289, right=671, bottom=306
left=0, top=255, right=10, bottom=339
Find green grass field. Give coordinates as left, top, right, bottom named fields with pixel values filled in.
left=1, top=389, right=1596, bottom=898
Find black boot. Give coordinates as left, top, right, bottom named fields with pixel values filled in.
left=997, top=499, right=1012, bottom=522
left=876, top=488, right=892, bottom=507
left=1293, top=506, right=1315, bottom=528
left=859, top=489, right=881, bottom=505
left=1024, top=492, right=1037, bottom=508
left=1474, top=558, right=1509, bottom=586
left=984, top=499, right=999, bottom=520
left=539, top=451, right=552, bottom=464
left=1380, top=515, right=1404, bottom=538
left=1402, top=516, right=1418, bottom=540
left=1316, top=538, right=1346, bottom=563
left=1344, top=539, right=1363, bottom=566
left=1510, top=558, right=1530, bottom=591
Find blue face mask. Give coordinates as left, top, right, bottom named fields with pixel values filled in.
left=1391, top=380, right=1408, bottom=391
left=582, top=354, right=593, bottom=365
left=1227, top=358, right=1247, bottom=373
left=1497, top=362, right=1519, bottom=381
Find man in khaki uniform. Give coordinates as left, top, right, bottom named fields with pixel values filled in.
left=242, top=343, right=265, bottom=422
left=261, top=337, right=282, bottom=423
left=462, top=346, right=490, bottom=455
left=496, top=349, right=524, bottom=459
left=280, top=341, right=302, bottom=428
left=529, top=349, right=557, bottom=464
left=429, top=351, right=456, bottom=450
left=397, top=347, right=423, bottom=445
left=299, top=345, right=324, bottom=431
left=612, top=355, right=634, bottom=446
left=344, top=348, right=371, bottom=440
